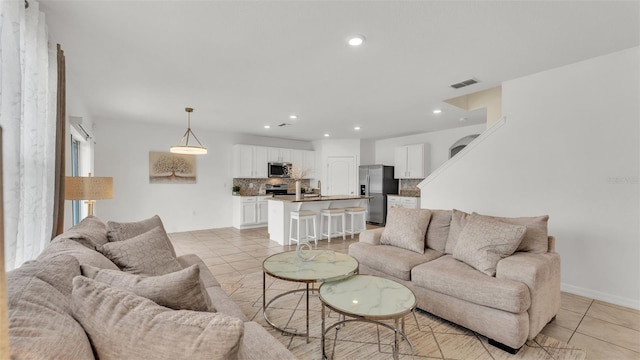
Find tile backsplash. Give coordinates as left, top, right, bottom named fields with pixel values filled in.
left=399, top=178, right=422, bottom=197
left=233, top=178, right=312, bottom=195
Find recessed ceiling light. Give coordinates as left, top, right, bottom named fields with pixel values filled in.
left=347, top=34, right=365, bottom=46
left=324, top=133, right=330, bottom=137
left=354, top=126, right=361, bottom=130
left=459, top=117, right=467, bottom=122
left=264, top=125, right=270, bottom=129
left=433, top=109, right=442, bottom=114
left=289, top=115, right=298, bottom=120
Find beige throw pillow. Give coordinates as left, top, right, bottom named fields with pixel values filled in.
left=98, top=226, right=183, bottom=276
left=81, top=264, right=214, bottom=312
left=107, top=215, right=176, bottom=257
left=452, top=213, right=526, bottom=276
left=476, top=213, right=549, bottom=253
left=380, top=207, right=431, bottom=254
left=71, top=276, right=244, bottom=360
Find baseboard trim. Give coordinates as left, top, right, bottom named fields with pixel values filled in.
left=561, top=283, right=640, bottom=310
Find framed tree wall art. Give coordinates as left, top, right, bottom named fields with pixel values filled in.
left=149, top=151, right=196, bottom=184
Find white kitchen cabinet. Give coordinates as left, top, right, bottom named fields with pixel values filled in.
left=394, top=143, right=426, bottom=179
left=233, top=145, right=268, bottom=178
left=268, top=148, right=291, bottom=163
left=289, top=149, right=315, bottom=178
left=387, top=195, right=420, bottom=211
left=233, top=195, right=271, bottom=229
left=257, top=197, right=269, bottom=223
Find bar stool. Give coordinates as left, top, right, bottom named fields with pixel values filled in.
left=320, top=208, right=346, bottom=242
left=289, top=210, right=317, bottom=246
left=344, top=206, right=367, bottom=239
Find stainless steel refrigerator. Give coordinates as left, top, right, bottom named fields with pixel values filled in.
left=359, top=165, right=399, bottom=225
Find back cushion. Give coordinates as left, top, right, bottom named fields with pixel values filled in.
left=39, top=238, right=119, bottom=271
left=52, top=215, right=109, bottom=250
left=107, top=215, right=176, bottom=257
left=425, top=209, right=452, bottom=253
left=445, top=209, right=471, bottom=254
left=473, top=212, right=549, bottom=253
left=8, top=255, right=94, bottom=359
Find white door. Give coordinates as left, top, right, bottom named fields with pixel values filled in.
left=326, top=156, right=356, bottom=195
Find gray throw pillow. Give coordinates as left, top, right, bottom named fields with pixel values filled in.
left=71, top=276, right=244, bottom=360
left=8, top=255, right=95, bottom=359
left=81, top=264, right=214, bottom=312
left=98, top=226, right=182, bottom=276
left=380, top=207, right=431, bottom=254
left=107, top=215, right=176, bottom=257
left=452, top=213, right=526, bottom=276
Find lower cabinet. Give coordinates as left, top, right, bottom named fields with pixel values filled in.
left=387, top=195, right=420, bottom=211
left=233, top=196, right=271, bottom=229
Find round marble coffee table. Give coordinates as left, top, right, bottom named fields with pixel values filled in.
left=262, top=250, right=359, bottom=343
left=319, top=274, right=417, bottom=359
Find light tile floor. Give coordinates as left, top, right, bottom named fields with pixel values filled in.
left=168, top=226, right=640, bottom=360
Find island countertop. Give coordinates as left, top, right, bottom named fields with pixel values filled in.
left=268, top=195, right=370, bottom=203
left=267, top=195, right=369, bottom=244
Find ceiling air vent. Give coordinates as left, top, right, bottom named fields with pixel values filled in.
left=277, top=123, right=291, bottom=127
left=450, top=78, right=478, bottom=89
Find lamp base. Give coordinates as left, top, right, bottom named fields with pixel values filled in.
left=85, top=200, right=96, bottom=216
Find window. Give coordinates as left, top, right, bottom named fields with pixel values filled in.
left=71, top=136, right=81, bottom=226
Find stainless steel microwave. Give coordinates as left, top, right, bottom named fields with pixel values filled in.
left=268, top=162, right=291, bottom=178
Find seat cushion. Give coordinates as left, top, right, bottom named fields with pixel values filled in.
left=411, top=255, right=531, bottom=313
left=81, top=264, right=214, bottom=312
left=380, top=207, right=432, bottom=254
left=349, top=242, right=441, bottom=281
left=71, top=276, right=244, bottom=360
left=8, top=255, right=94, bottom=359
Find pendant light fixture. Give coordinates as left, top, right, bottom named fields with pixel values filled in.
left=170, top=107, right=207, bottom=155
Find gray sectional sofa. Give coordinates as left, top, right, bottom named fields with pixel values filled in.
left=349, top=207, right=561, bottom=353
left=7, top=215, right=295, bottom=360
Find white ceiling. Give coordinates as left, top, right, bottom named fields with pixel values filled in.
left=39, top=1, right=639, bottom=141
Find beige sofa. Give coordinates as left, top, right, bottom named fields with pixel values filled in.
left=7, top=215, right=294, bottom=360
left=348, top=208, right=561, bottom=353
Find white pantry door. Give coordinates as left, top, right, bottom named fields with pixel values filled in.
left=326, top=156, right=356, bottom=195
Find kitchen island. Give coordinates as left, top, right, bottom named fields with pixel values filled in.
left=268, top=196, right=369, bottom=245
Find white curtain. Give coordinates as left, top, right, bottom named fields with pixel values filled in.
left=0, top=0, right=57, bottom=270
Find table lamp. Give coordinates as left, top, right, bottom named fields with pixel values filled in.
left=65, top=173, right=113, bottom=216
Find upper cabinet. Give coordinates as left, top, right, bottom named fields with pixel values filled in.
left=234, top=145, right=268, bottom=178
left=394, top=144, right=427, bottom=179
left=235, top=145, right=315, bottom=179
left=268, top=148, right=291, bottom=163
left=290, top=149, right=315, bottom=179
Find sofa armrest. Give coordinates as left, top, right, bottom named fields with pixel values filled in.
left=496, top=251, right=561, bottom=340
left=548, top=236, right=556, bottom=252
left=358, top=228, right=384, bottom=245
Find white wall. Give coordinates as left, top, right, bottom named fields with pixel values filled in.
left=375, top=123, right=486, bottom=173
left=94, top=118, right=312, bottom=232
left=419, top=47, right=640, bottom=309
